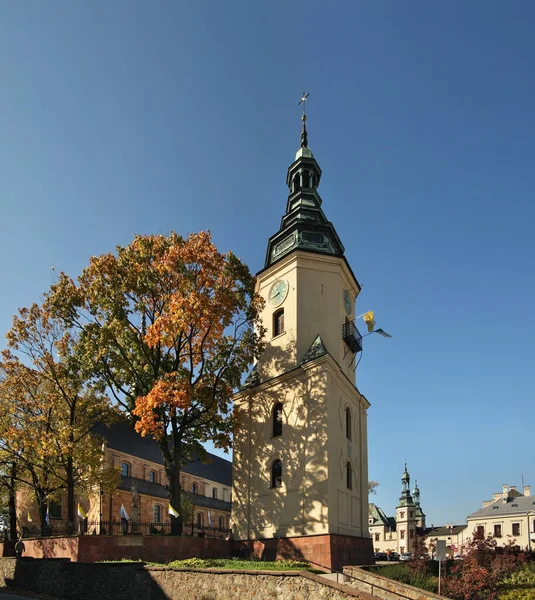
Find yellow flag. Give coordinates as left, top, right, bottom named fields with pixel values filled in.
left=27, top=512, right=32, bottom=522
left=168, top=504, right=179, bottom=518
left=363, top=311, right=376, bottom=333
left=77, top=503, right=87, bottom=519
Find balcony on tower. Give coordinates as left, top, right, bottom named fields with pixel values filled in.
left=342, top=319, right=362, bottom=354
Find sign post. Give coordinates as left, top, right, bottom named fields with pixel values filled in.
left=436, top=540, right=446, bottom=595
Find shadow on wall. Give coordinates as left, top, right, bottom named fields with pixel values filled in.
left=4, top=560, right=170, bottom=600
left=233, top=331, right=362, bottom=564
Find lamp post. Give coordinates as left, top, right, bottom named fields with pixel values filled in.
left=99, top=486, right=103, bottom=535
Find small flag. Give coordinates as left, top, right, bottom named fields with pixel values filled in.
left=119, top=504, right=130, bottom=520
left=375, top=328, right=392, bottom=338
left=207, top=510, right=212, bottom=527
left=27, top=512, right=32, bottom=522
left=362, top=311, right=376, bottom=333
left=77, top=503, right=87, bottom=519
left=168, top=504, right=179, bottom=518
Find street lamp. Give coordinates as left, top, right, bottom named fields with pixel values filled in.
left=99, top=486, right=103, bottom=535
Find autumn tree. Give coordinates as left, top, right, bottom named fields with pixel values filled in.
left=6, top=305, right=119, bottom=527
left=442, top=529, right=526, bottom=600
left=0, top=355, right=65, bottom=531
left=46, top=231, right=264, bottom=534
left=0, top=455, right=18, bottom=541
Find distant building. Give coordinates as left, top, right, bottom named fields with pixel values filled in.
left=465, top=484, right=535, bottom=552
left=19, top=421, right=232, bottom=538
left=368, top=464, right=426, bottom=554
left=425, top=525, right=468, bottom=558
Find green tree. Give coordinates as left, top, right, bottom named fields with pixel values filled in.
left=46, top=231, right=264, bottom=534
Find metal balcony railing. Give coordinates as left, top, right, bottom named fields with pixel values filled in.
left=342, top=320, right=362, bottom=354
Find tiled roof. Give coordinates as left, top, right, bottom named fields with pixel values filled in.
left=467, top=495, right=535, bottom=519
left=94, top=422, right=232, bottom=486
left=118, top=476, right=231, bottom=511
left=427, top=525, right=467, bottom=536
left=369, top=503, right=391, bottom=527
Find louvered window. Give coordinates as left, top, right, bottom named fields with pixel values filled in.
left=273, top=309, right=285, bottom=337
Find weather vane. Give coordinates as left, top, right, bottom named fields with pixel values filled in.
left=298, top=92, right=310, bottom=148
left=298, top=91, right=310, bottom=115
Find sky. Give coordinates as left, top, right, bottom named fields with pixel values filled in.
left=1, top=1, right=534, bottom=528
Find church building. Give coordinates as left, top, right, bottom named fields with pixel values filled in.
left=231, top=104, right=374, bottom=570
left=368, top=464, right=426, bottom=555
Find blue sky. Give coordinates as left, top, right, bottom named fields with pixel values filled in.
left=1, top=1, right=534, bottom=527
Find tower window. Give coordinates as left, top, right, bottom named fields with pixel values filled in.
left=345, top=407, right=351, bottom=440
left=293, top=175, right=301, bottom=192
left=273, top=309, right=285, bottom=337
left=303, top=171, right=311, bottom=188
left=346, top=462, right=353, bottom=490
left=273, top=403, right=283, bottom=437
left=271, top=459, right=282, bottom=488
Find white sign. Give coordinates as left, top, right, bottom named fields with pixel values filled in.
left=436, top=540, right=446, bottom=561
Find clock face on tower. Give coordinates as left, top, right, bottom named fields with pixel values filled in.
left=269, top=279, right=289, bottom=307
left=344, top=289, right=352, bottom=315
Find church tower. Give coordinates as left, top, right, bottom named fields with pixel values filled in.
left=395, top=464, right=417, bottom=555
left=232, top=103, right=373, bottom=569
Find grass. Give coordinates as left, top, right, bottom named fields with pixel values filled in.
left=98, top=557, right=314, bottom=571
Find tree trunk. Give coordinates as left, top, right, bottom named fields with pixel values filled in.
left=163, top=436, right=183, bottom=536
left=66, top=454, right=75, bottom=531
left=35, top=489, right=48, bottom=535
left=8, top=463, right=17, bottom=541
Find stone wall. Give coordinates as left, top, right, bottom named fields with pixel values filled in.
left=343, top=566, right=450, bottom=600
left=1, top=535, right=230, bottom=563
left=0, top=559, right=378, bottom=599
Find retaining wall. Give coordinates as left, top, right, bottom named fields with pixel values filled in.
left=343, top=566, right=450, bottom=600
left=0, top=558, right=377, bottom=599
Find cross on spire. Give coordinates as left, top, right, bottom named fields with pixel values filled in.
left=298, top=92, right=310, bottom=148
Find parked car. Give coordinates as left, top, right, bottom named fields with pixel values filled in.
left=388, top=552, right=400, bottom=561
left=374, top=552, right=388, bottom=561
left=400, top=553, right=412, bottom=561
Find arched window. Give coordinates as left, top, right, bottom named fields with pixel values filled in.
left=346, top=461, right=353, bottom=490
left=192, top=482, right=198, bottom=494
left=302, top=171, right=310, bottom=188
left=293, top=175, right=301, bottom=192
left=153, top=504, right=161, bottom=523
left=345, top=407, right=351, bottom=440
left=197, top=512, right=203, bottom=528
left=273, top=309, right=284, bottom=337
left=272, top=403, right=283, bottom=437
left=218, top=516, right=223, bottom=530
left=271, top=459, right=282, bottom=488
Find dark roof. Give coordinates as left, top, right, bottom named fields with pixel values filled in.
left=427, top=525, right=467, bottom=537
left=300, top=335, right=329, bottom=365
left=241, top=364, right=260, bottom=389
left=118, top=476, right=231, bottom=511
left=94, top=422, right=232, bottom=487
left=467, top=495, right=535, bottom=519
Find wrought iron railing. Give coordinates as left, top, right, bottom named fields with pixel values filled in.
left=19, top=520, right=230, bottom=539
left=342, top=320, right=362, bottom=354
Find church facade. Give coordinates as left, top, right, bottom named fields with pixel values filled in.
left=231, top=109, right=374, bottom=569
left=368, top=465, right=426, bottom=555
